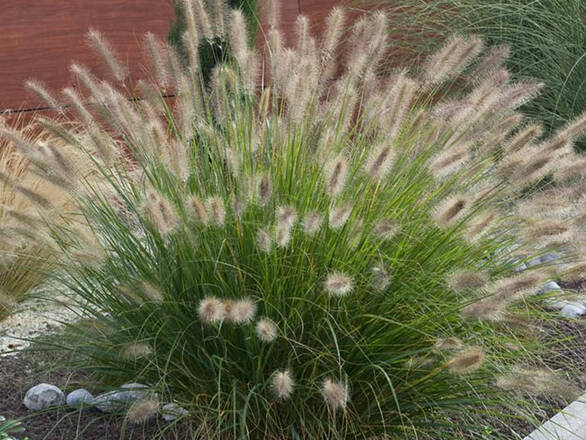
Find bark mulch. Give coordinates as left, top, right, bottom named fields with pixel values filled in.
left=0, top=350, right=196, bottom=440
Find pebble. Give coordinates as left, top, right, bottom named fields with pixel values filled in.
left=540, top=252, right=561, bottom=265
left=66, top=389, right=94, bottom=408
left=93, top=383, right=151, bottom=413
left=540, top=281, right=562, bottom=294
left=162, top=402, right=189, bottom=421
left=560, top=303, right=586, bottom=319
left=24, top=383, right=65, bottom=410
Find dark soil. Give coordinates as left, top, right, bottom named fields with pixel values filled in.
left=0, top=349, right=196, bottom=440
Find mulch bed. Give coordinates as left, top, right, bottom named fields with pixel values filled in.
left=0, top=350, right=195, bottom=440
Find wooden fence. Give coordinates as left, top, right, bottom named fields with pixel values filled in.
left=0, top=0, right=341, bottom=124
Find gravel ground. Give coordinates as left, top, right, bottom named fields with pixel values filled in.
left=0, top=286, right=80, bottom=356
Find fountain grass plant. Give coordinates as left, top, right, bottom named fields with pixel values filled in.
left=10, top=0, right=586, bottom=438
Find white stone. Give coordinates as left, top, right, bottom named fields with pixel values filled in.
left=162, top=402, right=189, bottom=421
left=66, top=389, right=94, bottom=408
left=560, top=303, right=586, bottom=318
left=540, top=281, right=562, bottom=294
left=24, top=383, right=65, bottom=410
left=526, top=257, right=541, bottom=268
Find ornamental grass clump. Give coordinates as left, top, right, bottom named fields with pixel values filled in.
left=0, top=118, right=94, bottom=319
left=18, top=0, right=586, bottom=438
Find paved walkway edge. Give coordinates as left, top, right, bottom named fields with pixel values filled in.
left=524, top=395, right=586, bottom=440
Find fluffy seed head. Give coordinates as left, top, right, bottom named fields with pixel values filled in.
left=496, top=368, right=579, bottom=401
left=227, top=298, right=257, bottom=324
left=446, top=347, right=485, bottom=374
left=271, top=369, right=294, bottom=399
left=372, top=219, right=397, bottom=240
left=198, top=296, right=226, bottom=324
left=277, top=205, right=297, bottom=228
left=324, top=271, right=354, bottom=297
left=465, top=211, right=498, bottom=242
left=206, top=196, right=225, bottom=226
left=87, top=28, right=129, bottom=81
left=256, top=317, right=277, bottom=342
left=127, top=398, right=159, bottom=424
left=433, top=194, right=470, bottom=228
left=321, top=378, right=349, bottom=410
left=122, top=342, right=152, bottom=360
left=447, top=270, right=488, bottom=292
left=302, top=211, right=324, bottom=236
left=371, top=264, right=392, bottom=291
left=329, top=203, right=352, bottom=229
left=435, top=337, right=463, bottom=350
left=324, top=154, right=348, bottom=198
left=256, top=175, right=271, bottom=206
left=364, top=142, right=395, bottom=180
left=256, top=227, right=273, bottom=253
left=189, top=195, right=209, bottom=225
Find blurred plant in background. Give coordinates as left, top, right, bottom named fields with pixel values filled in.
left=168, top=0, right=258, bottom=82
left=352, top=0, right=586, bottom=150
left=8, top=0, right=586, bottom=438
left=0, top=116, right=95, bottom=320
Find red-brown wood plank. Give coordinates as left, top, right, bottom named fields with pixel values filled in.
left=0, top=0, right=175, bottom=112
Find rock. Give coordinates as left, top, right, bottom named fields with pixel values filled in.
left=560, top=303, right=586, bottom=318
left=93, top=383, right=151, bottom=413
left=540, top=252, right=561, bottom=265
left=546, top=299, right=568, bottom=311
left=162, top=403, right=188, bottom=421
left=526, top=257, right=541, bottom=268
left=514, top=261, right=528, bottom=272
left=24, top=383, right=65, bottom=410
left=66, top=389, right=94, bottom=408
left=540, top=281, right=562, bottom=294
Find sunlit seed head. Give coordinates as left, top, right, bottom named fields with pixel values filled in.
left=198, top=296, right=226, bottom=324
left=256, top=227, right=273, bottom=253
left=87, top=28, right=128, bottom=82
left=127, top=398, right=159, bottom=425
left=302, top=211, right=324, bottom=236
left=555, top=154, right=586, bottom=182
left=227, top=298, right=257, bottom=324
left=373, top=219, right=397, bottom=240
left=422, top=35, right=484, bottom=86
left=433, top=194, right=470, bottom=228
left=271, top=369, right=294, bottom=400
left=434, top=337, right=463, bottom=350
left=446, top=347, right=485, bottom=374
left=447, top=270, right=488, bottom=292
left=321, top=378, right=349, bottom=410
left=329, top=203, right=352, bottom=229
left=255, top=317, right=277, bottom=342
left=231, top=196, right=247, bottom=218
left=324, top=271, right=354, bottom=297
left=504, top=123, right=543, bottom=154
left=206, top=196, right=225, bottom=226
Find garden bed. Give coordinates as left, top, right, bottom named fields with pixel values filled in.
left=0, top=349, right=195, bottom=440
